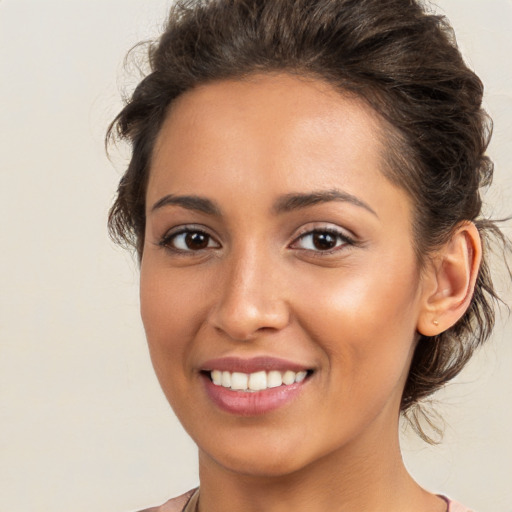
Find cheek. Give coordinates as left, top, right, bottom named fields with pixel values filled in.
left=294, top=253, right=419, bottom=326
left=139, top=261, right=206, bottom=369
left=291, top=253, right=420, bottom=391
left=139, top=262, right=213, bottom=419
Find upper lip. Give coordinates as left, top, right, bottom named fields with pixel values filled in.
left=200, top=356, right=312, bottom=374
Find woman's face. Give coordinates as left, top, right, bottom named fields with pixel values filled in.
left=141, top=74, right=428, bottom=477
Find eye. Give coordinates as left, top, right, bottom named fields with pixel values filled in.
left=291, top=229, right=354, bottom=252
left=159, top=228, right=220, bottom=252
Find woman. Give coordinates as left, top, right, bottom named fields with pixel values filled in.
left=107, top=1, right=506, bottom=510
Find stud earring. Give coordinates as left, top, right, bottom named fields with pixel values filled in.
left=433, top=320, right=439, bottom=326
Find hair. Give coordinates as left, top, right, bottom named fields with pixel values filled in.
left=107, top=0, right=507, bottom=440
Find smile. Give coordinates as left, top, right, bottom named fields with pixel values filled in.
left=210, top=369, right=308, bottom=392
left=201, top=357, right=314, bottom=415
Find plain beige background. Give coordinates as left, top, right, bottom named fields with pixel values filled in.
left=1, top=1, right=511, bottom=511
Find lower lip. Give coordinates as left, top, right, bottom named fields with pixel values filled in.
left=202, top=374, right=308, bottom=416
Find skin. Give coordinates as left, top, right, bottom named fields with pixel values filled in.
left=140, top=74, right=477, bottom=512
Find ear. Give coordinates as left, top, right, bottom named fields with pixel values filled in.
left=417, top=222, right=482, bottom=337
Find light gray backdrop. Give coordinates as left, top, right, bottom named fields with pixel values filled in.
left=1, top=1, right=511, bottom=511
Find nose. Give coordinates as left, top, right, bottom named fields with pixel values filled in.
left=208, top=247, right=290, bottom=342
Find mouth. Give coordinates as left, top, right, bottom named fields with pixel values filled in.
left=199, top=357, right=314, bottom=415
left=203, top=369, right=313, bottom=392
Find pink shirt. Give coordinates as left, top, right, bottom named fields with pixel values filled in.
left=440, top=495, right=473, bottom=512
left=139, top=490, right=474, bottom=511
left=448, top=499, right=474, bottom=512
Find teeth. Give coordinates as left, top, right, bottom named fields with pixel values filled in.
left=210, top=369, right=309, bottom=391
left=295, top=370, right=307, bottom=383
left=267, top=370, right=283, bottom=388
left=282, top=370, right=296, bottom=385
left=230, top=372, right=248, bottom=390
left=211, top=370, right=222, bottom=385
left=248, top=371, right=267, bottom=391
left=221, top=371, right=231, bottom=388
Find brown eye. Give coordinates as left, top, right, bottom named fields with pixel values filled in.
left=184, top=232, right=209, bottom=250
left=162, top=229, right=220, bottom=252
left=311, top=232, right=337, bottom=250
left=292, top=228, right=354, bottom=253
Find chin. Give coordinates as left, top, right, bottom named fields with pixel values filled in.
left=203, top=447, right=313, bottom=479
left=195, top=423, right=343, bottom=481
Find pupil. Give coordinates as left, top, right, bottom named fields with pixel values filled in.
left=313, top=232, right=336, bottom=250
left=186, top=232, right=208, bottom=249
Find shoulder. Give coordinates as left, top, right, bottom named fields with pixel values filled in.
left=136, top=489, right=198, bottom=512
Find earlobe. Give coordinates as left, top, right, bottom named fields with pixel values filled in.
left=417, top=222, right=482, bottom=337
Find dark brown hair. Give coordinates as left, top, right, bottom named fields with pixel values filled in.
left=107, top=0, right=507, bottom=439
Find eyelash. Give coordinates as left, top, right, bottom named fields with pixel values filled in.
left=158, top=226, right=219, bottom=254
left=290, top=228, right=356, bottom=254
left=157, top=226, right=357, bottom=255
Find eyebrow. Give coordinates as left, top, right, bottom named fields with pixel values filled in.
left=273, top=189, right=378, bottom=217
left=150, top=189, right=377, bottom=217
left=150, top=194, right=221, bottom=215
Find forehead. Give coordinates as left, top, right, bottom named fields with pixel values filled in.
left=148, top=73, right=407, bottom=220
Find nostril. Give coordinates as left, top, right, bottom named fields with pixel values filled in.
left=210, top=302, right=291, bottom=342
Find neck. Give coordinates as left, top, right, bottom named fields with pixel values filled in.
left=196, top=424, right=444, bottom=512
